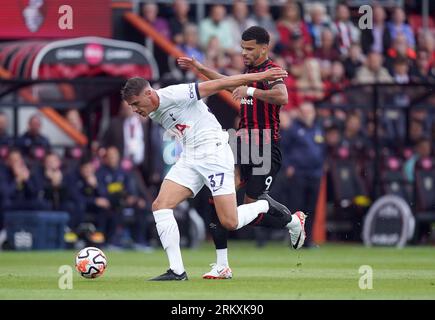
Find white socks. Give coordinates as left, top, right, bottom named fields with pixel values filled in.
left=153, top=209, right=185, bottom=275
left=236, top=199, right=269, bottom=229
left=214, top=200, right=269, bottom=267
left=216, top=248, right=229, bottom=267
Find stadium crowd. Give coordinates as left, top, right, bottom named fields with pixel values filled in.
left=1, top=0, right=435, bottom=249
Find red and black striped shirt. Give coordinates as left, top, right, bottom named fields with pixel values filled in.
left=238, top=58, right=284, bottom=144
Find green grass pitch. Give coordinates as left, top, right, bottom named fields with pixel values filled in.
left=1, top=241, right=434, bottom=300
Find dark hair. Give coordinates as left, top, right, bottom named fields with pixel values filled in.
left=45, top=151, right=60, bottom=159
left=242, top=26, right=270, bottom=45
left=394, top=56, right=409, bottom=66
left=325, top=124, right=340, bottom=132
left=416, top=137, right=430, bottom=145
left=120, top=77, right=150, bottom=101
left=79, top=154, right=94, bottom=167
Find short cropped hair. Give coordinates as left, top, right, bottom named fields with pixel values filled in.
left=241, top=26, right=270, bottom=45
left=121, top=77, right=150, bottom=101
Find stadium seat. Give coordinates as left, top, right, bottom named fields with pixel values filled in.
left=381, top=156, right=412, bottom=202
left=413, top=157, right=435, bottom=242
left=326, top=147, right=370, bottom=241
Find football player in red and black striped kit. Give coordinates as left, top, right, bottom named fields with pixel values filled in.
left=178, top=26, right=306, bottom=279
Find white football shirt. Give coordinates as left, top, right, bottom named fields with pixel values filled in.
left=149, top=83, right=227, bottom=155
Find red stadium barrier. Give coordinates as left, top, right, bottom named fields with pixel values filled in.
left=312, top=174, right=327, bottom=244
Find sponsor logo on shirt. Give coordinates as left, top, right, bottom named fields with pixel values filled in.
left=240, top=97, right=253, bottom=105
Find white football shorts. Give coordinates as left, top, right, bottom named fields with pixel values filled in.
left=164, top=141, right=235, bottom=197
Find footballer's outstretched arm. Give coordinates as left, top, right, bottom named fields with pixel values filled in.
left=197, top=68, right=287, bottom=99
left=233, top=83, right=289, bottom=105
left=178, top=56, right=239, bottom=92
left=177, top=56, right=226, bottom=81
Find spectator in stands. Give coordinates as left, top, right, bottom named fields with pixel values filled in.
left=142, top=2, right=171, bottom=40
left=382, top=80, right=412, bottom=148
left=384, top=56, right=412, bottom=146
left=355, top=51, right=393, bottom=84
left=296, top=58, right=324, bottom=102
left=282, top=29, right=311, bottom=77
left=102, top=101, right=164, bottom=191
left=331, top=3, right=360, bottom=57
left=410, top=50, right=435, bottom=83
left=276, top=1, right=312, bottom=55
left=318, top=58, right=332, bottom=83
left=250, top=0, right=279, bottom=48
left=204, top=36, right=227, bottom=71
left=417, top=30, right=435, bottom=65
left=385, top=33, right=416, bottom=73
left=276, top=57, right=302, bottom=112
left=226, top=0, right=256, bottom=52
left=281, top=101, right=325, bottom=247
left=96, top=146, right=132, bottom=246
left=199, top=5, right=234, bottom=52
left=361, top=4, right=391, bottom=55
left=64, top=108, right=85, bottom=171
left=169, top=0, right=192, bottom=45
left=392, top=57, right=410, bottom=84
left=102, top=101, right=145, bottom=167
left=223, top=52, right=246, bottom=76
left=404, top=137, right=432, bottom=183
left=180, top=24, right=205, bottom=63
left=408, top=120, right=426, bottom=148
left=324, top=123, right=342, bottom=155
left=16, top=114, right=51, bottom=161
left=1, top=149, right=47, bottom=211
left=69, top=156, right=110, bottom=236
left=314, top=28, right=341, bottom=62
left=343, top=43, right=364, bottom=80
left=388, top=7, right=416, bottom=49
left=307, top=2, right=331, bottom=50
left=97, top=146, right=147, bottom=248
left=341, top=112, right=368, bottom=154
left=0, top=112, right=13, bottom=161
left=38, top=152, right=76, bottom=225
left=65, top=108, right=83, bottom=133
left=324, top=61, right=349, bottom=102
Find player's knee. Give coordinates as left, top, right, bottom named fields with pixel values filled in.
left=220, top=216, right=238, bottom=231
left=152, top=198, right=174, bottom=211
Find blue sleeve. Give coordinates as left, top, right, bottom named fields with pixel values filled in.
left=96, top=170, right=109, bottom=197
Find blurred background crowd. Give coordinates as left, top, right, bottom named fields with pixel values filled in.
left=0, top=0, right=434, bottom=250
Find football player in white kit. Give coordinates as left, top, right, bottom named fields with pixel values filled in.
left=121, top=68, right=290, bottom=280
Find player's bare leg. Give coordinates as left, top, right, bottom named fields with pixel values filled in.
left=213, top=193, right=270, bottom=231
left=149, top=179, right=193, bottom=281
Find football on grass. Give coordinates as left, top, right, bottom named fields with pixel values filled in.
left=75, top=247, right=107, bottom=279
